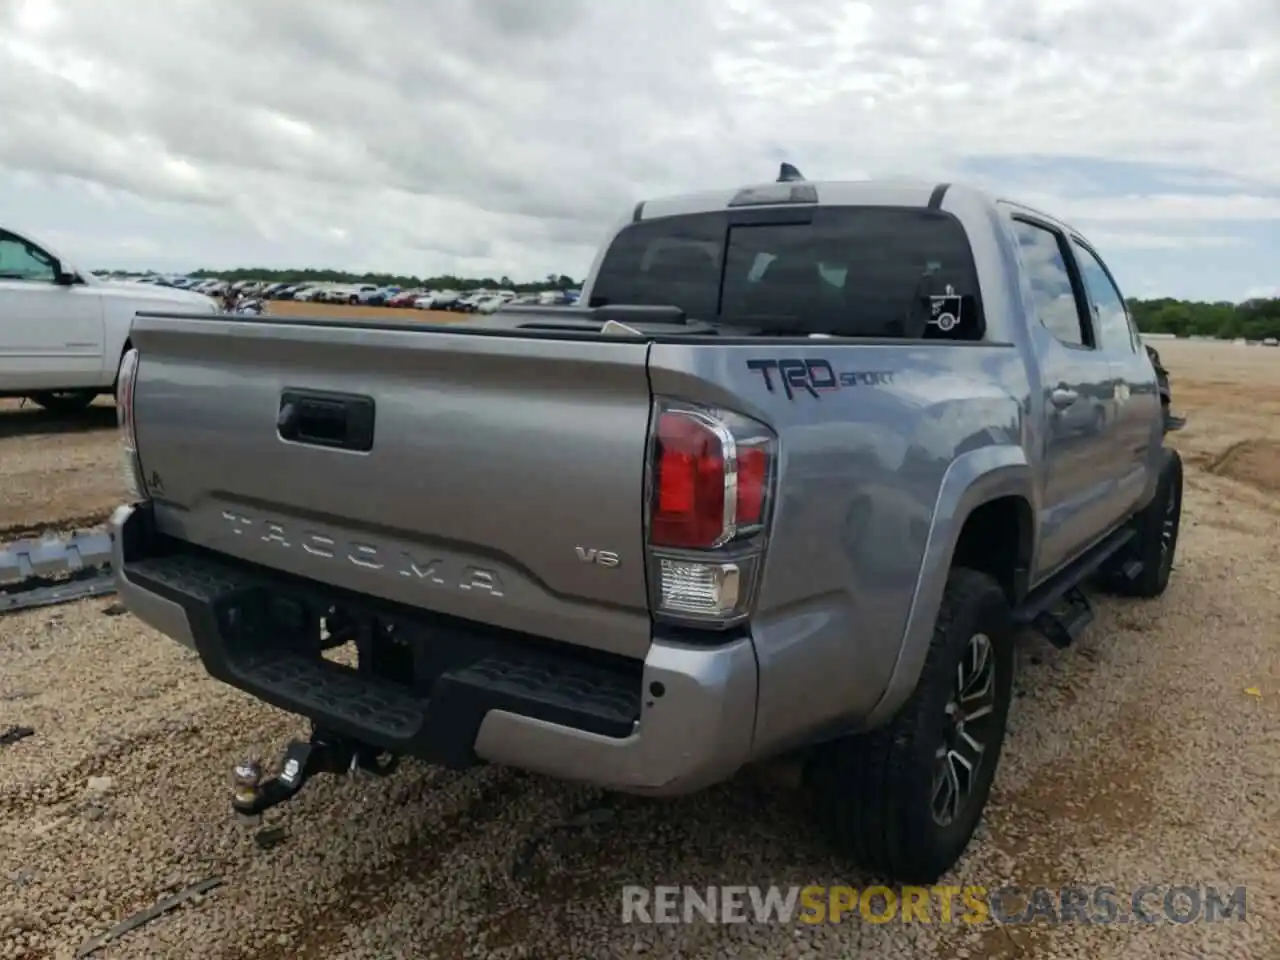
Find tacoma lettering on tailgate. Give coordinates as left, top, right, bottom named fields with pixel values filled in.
left=220, top=510, right=504, bottom=596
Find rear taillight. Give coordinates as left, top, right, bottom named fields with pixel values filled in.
left=645, top=400, right=776, bottom=628
left=116, top=348, right=147, bottom=501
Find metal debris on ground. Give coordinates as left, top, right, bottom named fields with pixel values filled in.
left=0, top=530, right=117, bottom=615
left=1, top=571, right=117, bottom=614
left=0, top=531, right=114, bottom=584
left=0, top=725, right=35, bottom=747
left=74, top=877, right=223, bottom=958
left=254, top=825, right=289, bottom=850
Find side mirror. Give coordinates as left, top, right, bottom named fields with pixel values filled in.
left=54, top=264, right=80, bottom=285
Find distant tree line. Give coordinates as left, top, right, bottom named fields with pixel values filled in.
left=95, top=266, right=583, bottom=294
left=1128, top=297, right=1280, bottom=340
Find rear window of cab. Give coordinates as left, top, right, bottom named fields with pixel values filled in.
left=588, top=206, right=985, bottom=339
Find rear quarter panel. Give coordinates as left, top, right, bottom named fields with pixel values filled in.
left=648, top=341, right=1035, bottom=758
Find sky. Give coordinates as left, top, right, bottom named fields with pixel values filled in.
left=0, top=0, right=1276, bottom=302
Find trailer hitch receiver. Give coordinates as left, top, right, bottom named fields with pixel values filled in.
left=231, top=726, right=400, bottom=819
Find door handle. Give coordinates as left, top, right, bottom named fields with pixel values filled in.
left=1050, top=388, right=1079, bottom=409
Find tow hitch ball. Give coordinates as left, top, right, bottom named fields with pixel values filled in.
left=231, top=726, right=400, bottom=819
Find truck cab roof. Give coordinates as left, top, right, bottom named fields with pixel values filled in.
left=632, top=169, right=1088, bottom=243
left=635, top=177, right=943, bottom=222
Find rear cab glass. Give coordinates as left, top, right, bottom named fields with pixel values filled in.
left=588, top=206, right=985, bottom=339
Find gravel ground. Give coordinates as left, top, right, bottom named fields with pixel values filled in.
left=2, top=340, right=1278, bottom=959
left=0, top=398, right=119, bottom=539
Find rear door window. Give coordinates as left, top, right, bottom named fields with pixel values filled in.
left=1010, top=219, right=1094, bottom=348
left=1069, top=237, right=1137, bottom=354
left=589, top=207, right=985, bottom=339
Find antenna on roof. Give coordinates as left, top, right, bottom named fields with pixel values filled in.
left=777, top=162, right=806, bottom=183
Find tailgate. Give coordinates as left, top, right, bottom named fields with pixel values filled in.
left=127, top=314, right=655, bottom=659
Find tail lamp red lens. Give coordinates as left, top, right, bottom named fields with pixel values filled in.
left=652, top=412, right=726, bottom=548
left=736, top=446, right=767, bottom=525
left=650, top=407, right=773, bottom=549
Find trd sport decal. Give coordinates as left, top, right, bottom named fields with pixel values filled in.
left=746, top=359, right=895, bottom=399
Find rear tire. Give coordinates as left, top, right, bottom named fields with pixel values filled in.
left=27, top=390, right=97, bottom=413
left=1099, top=448, right=1183, bottom=598
left=808, top=568, right=1014, bottom=883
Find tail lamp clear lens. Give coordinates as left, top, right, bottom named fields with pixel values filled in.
left=656, top=557, right=742, bottom=619
left=646, top=400, right=776, bottom=628
left=116, top=348, right=147, bottom=501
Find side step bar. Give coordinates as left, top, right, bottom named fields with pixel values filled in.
left=1030, top=587, right=1094, bottom=649
left=1014, top=525, right=1135, bottom=648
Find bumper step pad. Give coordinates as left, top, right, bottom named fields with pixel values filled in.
left=124, top=548, right=642, bottom=765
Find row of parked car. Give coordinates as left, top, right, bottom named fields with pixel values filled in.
left=130, top=276, right=581, bottom=313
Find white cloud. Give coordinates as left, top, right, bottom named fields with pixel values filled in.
left=1018, top=193, right=1280, bottom=224
left=1084, top=231, right=1249, bottom=251
left=11, top=0, right=60, bottom=34
left=0, top=0, right=1275, bottom=290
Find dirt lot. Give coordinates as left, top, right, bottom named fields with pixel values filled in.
left=0, top=398, right=121, bottom=540
left=1, top=340, right=1278, bottom=959
left=265, top=299, right=472, bottom=324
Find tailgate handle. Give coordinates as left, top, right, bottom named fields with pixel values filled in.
left=277, top=390, right=375, bottom=452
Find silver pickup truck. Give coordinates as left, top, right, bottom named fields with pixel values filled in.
left=110, top=168, right=1184, bottom=883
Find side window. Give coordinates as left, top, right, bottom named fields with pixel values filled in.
left=1011, top=219, right=1092, bottom=347
left=1070, top=238, right=1135, bottom=353
left=0, top=232, right=57, bottom=283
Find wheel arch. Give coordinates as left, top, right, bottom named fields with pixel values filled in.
left=863, top=446, right=1035, bottom=728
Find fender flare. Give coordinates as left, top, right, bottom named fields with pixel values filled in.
left=862, top=445, right=1034, bottom=728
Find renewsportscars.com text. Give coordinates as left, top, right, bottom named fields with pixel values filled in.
left=621, top=884, right=1247, bottom=925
